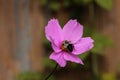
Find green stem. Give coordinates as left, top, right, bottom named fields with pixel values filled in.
left=45, top=63, right=58, bottom=80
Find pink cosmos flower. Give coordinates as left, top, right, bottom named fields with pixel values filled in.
left=45, top=19, right=94, bottom=67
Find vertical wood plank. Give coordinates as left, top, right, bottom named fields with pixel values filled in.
left=29, top=0, right=45, bottom=71
left=14, top=0, right=31, bottom=72
left=0, top=0, right=16, bottom=80
left=0, top=0, right=45, bottom=79
left=94, top=0, right=120, bottom=74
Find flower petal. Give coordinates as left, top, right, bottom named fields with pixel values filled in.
left=63, top=52, right=83, bottom=64
left=50, top=52, right=66, bottom=67
left=73, top=37, right=94, bottom=55
left=45, top=19, right=62, bottom=45
left=51, top=38, right=61, bottom=52
left=63, top=20, right=83, bottom=43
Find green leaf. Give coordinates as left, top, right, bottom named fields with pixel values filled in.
left=40, top=0, right=47, bottom=5
left=50, top=2, right=60, bottom=11
left=91, top=32, right=113, bottom=54
left=95, top=0, right=113, bottom=11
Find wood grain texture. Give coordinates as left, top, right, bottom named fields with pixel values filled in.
left=0, top=0, right=45, bottom=79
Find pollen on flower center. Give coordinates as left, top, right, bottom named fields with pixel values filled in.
left=61, top=40, right=74, bottom=52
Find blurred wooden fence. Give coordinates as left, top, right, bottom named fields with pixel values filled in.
left=0, top=0, right=120, bottom=80
left=96, top=0, right=120, bottom=73
left=0, top=0, right=45, bottom=80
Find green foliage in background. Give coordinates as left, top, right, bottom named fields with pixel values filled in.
left=40, top=0, right=113, bottom=11
left=43, top=57, right=57, bottom=68
left=17, top=70, right=55, bottom=80
left=91, top=32, right=113, bottom=54
left=95, top=0, right=113, bottom=11
left=50, top=2, right=60, bottom=11
left=18, top=71, right=41, bottom=80
left=102, top=73, right=116, bottom=80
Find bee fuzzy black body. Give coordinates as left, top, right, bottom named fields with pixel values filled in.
left=67, top=44, right=74, bottom=52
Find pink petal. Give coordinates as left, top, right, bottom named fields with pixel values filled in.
left=51, top=38, right=61, bottom=52
left=45, top=19, right=62, bottom=45
left=73, top=37, right=94, bottom=55
left=63, top=20, right=83, bottom=43
left=50, top=52, right=66, bottom=67
left=63, top=52, right=83, bottom=64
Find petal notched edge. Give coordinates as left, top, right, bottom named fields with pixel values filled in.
left=63, top=20, right=83, bottom=43
left=45, top=18, right=62, bottom=44
left=45, top=19, right=62, bottom=52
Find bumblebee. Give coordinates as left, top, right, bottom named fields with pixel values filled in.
left=61, top=40, right=74, bottom=52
